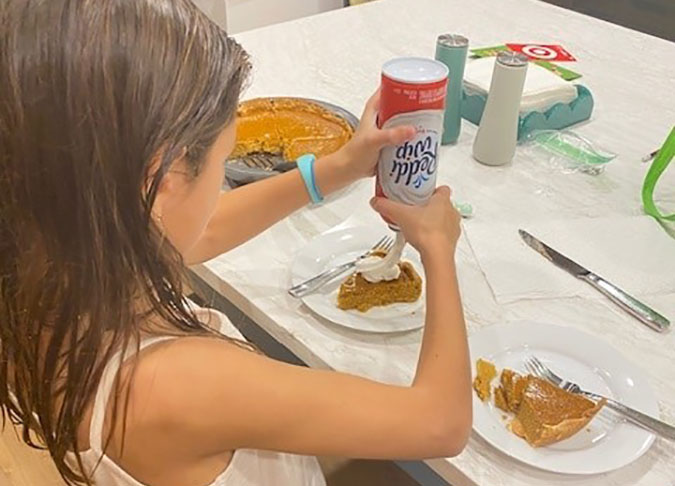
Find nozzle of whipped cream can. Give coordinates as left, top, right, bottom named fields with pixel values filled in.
left=375, top=57, right=448, bottom=229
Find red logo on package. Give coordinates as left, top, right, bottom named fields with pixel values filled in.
left=506, top=43, right=576, bottom=62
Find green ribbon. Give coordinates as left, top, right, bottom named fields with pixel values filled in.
left=642, top=127, right=675, bottom=222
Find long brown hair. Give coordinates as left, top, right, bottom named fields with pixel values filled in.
left=0, top=0, right=250, bottom=484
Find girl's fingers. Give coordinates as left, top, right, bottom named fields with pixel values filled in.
left=433, top=185, right=452, bottom=199
left=360, top=89, right=381, bottom=127
left=371, top=125, right=415, bottom=148
left=369, top=196, right=412, bottom=224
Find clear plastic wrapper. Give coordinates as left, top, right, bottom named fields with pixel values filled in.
left=521, top=130, right=616, bottom=175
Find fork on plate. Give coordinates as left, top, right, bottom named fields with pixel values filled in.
left=525, top=356, right=675, bottom=440
left=288, top=236, right=394, bottom=298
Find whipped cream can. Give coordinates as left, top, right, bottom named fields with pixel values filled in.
left=376, top=57, right=448, bottom=228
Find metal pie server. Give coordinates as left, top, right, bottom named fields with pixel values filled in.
left=519, top=230, right=670, bottom=332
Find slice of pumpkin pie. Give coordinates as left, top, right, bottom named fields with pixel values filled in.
left=508, top=374, right=606, bottom=447
left=473, top=359, right=497, bottom=402
left=473, top=362, right=606, bottom=447
left=336, top=252, right=422, bottom=313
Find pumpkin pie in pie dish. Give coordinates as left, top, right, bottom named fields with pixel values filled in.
left=232, top=98, right=355, bottom=161
left=337, top=251, right=422, bottom=313
left=474, top=360, right=606, bottom=447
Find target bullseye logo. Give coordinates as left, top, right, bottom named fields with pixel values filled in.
left=505, top=43, right=576, bottom=62
left=521, top=45, right=557, bottom=60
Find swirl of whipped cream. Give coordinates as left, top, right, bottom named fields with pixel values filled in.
left=355, top=232, right=406, bottom=283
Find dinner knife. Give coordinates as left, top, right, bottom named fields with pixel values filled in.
left=519, top=230, right=670, bottom=332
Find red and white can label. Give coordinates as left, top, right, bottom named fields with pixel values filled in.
left=377, top=110, right=443, bottom=205
left=376, top=58, right=448, bottom=211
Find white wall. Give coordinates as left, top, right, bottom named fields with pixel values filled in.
left=192, top=0, right=228, bottom=28
left=226, top=0, right=342, bottom=33
left=193, top=0, right=344, bottom=34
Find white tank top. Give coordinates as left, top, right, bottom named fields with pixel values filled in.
left=70, top=304, right=326, bottom=486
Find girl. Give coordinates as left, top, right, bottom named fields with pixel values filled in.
left=0, top=1, right=471, bottom=485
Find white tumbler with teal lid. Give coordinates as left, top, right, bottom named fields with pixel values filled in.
left=435, top=34, right=469, bottom=145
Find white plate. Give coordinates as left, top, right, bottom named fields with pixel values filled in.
left=290, top=226, right=425, bottom=333
left=469, top=321, right=657, bottom=475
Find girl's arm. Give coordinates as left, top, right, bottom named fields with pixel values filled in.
left=183, top=92, right=414, bottom=264
left=116, top=189, right=471, bottom=468
left=183, top=151, right=351, bottom=264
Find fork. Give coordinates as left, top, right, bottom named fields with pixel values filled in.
left=288, top=236, right=394, bottom=298
left=525, top=356, right=675, bottom=440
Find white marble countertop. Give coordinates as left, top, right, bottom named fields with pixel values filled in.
left=193, top=0, right=675, bottom=484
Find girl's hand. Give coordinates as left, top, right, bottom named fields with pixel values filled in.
left=336, top=90, right=416, bottom=181
left=370, top=186, right=461, bottom=257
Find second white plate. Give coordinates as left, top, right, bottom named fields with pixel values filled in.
left=469, top=321, right=657, bottom=475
